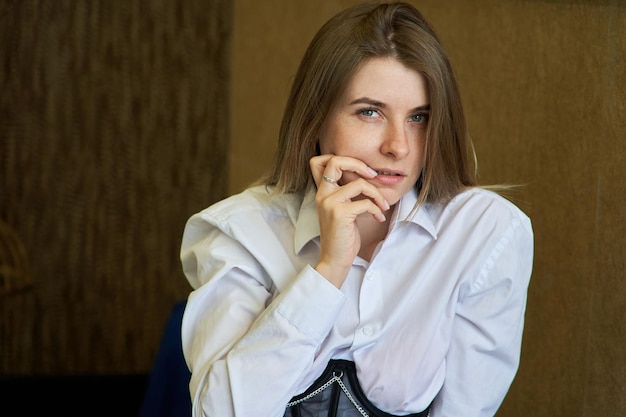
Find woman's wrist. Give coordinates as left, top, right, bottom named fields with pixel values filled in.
left=314, top=261, right=350, bottom=289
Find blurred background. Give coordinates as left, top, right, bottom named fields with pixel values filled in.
left=1, top=0, right=624, bottom=416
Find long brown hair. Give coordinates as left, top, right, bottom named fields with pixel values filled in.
left=259, top=2, right=477, bottom=206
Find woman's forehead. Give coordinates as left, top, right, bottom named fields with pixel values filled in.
left=341, top=57, right=429, bottom=107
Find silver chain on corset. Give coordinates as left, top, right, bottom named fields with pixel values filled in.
left=286, top=371, right=370, bottom=417
left=286, top=370, right=431, bottom=417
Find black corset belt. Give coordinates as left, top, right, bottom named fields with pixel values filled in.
left=284, top=360, right=431, bottom=417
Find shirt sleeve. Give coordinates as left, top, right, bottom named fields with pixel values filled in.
left=180, top=221, right=346, bottom=417
left=431, top=214, right=534, bottom=417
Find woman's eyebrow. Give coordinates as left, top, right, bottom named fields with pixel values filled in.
left=349, top=97, right=386, bottom=107
left=349, top=97, right=431, bottom=112
left=413, top=104, right=431, bottom=111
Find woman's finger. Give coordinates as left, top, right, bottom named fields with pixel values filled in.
left=326, top=178, right=390, bottom=219
left=310, top=154, right=378, bottom=187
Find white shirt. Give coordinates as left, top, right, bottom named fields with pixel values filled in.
left=180, top=183, right=534, bottom=417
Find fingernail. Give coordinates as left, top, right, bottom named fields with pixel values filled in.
left=384, top=200, right=390, bottom=210
left=367, top=167, right=378, bottom=176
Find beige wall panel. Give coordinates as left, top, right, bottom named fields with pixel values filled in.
left=230, top=0, right=363, bottom=193
left=231, top=0, right=625, bottom=416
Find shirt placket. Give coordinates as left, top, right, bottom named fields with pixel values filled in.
left=353, top=260, right=385, bottom=349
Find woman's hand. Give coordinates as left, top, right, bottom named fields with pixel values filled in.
left=309, top=154, right=390, bottom=288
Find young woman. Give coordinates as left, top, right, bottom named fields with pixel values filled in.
left=180, top=2, right=534, bottom=416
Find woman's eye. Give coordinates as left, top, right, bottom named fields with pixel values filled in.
left=359, top=108, right=380, bottom=117
left=411, top=113, right=429, bottom=123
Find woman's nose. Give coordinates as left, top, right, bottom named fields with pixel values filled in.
left=380, top=122, right=410, bottom=158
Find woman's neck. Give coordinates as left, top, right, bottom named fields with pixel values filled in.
left=356, top=206, right=394, bottom=262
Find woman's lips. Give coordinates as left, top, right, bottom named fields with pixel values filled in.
left=373, top=170, right=405, bottom=185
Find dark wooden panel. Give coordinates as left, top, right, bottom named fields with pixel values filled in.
left=0, top=0, right=232, bottom=374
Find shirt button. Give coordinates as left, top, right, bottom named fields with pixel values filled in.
left=362, top=326, right=373, bottom=336
left=365, top=272, right=375, bottom=281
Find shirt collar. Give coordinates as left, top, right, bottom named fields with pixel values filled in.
left=390, top=187, right=438, bottom=239
left=294, top=183, right=439, bottom=254
left=294, top=182, right=321, bottom=254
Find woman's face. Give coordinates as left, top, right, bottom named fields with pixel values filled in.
left=318, top=57, right=429, bottom=207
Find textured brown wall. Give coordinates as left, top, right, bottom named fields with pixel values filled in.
left=231, top=0, right=625, bottom=416
left=0, top=0, right=232, bottom=374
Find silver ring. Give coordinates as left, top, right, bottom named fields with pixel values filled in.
left=322, top=175, right=337, bottom=185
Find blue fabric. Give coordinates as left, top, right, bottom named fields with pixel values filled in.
left=139, top=300, right=192, bottom=417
